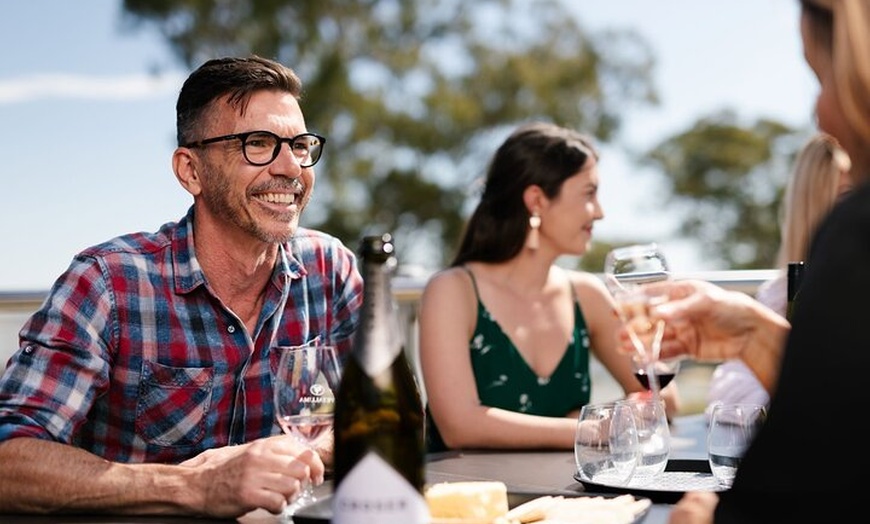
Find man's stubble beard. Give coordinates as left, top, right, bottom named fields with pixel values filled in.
left=199, top=162, right=304, bottom=244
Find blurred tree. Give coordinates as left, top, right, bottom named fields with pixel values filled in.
left=120, top=0, right=659, bottom=269
left=640, top=110, right=800, bottom=269
left=576, top=240, right=620, bottom=273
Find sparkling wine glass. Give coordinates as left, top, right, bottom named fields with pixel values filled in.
left=272, top=343, right=342, bottom=517
left=604, top=243, right=674, bottom=394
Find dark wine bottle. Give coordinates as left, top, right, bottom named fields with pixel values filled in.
left=332, top=233, right=428, bottom=523
left=786, top=261, right=805, bottom=322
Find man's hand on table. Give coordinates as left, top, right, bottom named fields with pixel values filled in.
left=179, top=434, right=324, bottom=518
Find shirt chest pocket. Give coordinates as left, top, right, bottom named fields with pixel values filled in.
left=135, top=361, right=214, bottom=447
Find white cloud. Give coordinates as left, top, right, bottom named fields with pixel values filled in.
left=0, top=72, right=186, bottom=104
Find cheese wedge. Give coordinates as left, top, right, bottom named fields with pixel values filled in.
left=425, top=481, right=509, bottom=521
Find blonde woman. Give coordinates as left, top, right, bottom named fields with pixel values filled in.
left=628, top=0, right=870, bottom=521
left=706, top=133, right=851, bottom=411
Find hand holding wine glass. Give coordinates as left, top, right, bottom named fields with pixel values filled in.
left=604, top=244, right=675, bottom=394
left=273, top=343, right=342, bottom=517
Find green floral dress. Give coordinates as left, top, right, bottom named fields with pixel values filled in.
left=426, top=267, right=592, bottom=452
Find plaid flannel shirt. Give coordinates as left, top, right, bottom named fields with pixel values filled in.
left=0, top=206, right=363, bottom=463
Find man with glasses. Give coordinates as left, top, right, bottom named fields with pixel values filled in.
left=0, top=56, right=363, bottom=518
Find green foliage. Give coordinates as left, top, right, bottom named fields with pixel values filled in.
left=121, top=1, right=806, bottom=272
left=576, top=240, right=623, bottom=273
left=641, top=110, right=801, bottom=269
left=120, top=0, right=658, bottom=270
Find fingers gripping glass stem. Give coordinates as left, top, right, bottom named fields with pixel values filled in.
left=604, top=244, right=675, bottom=396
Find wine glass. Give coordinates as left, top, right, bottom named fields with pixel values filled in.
left=272, top=343, right=342, bottom=517
left=631, top=354, right=681, bottom=391
left=574, top=402, right=639, bottom=486
left=616, top=397, right=670, bottom=486
left=707, top=403, right=767, bottom=488
left=604, top=243, right=673, bottom=392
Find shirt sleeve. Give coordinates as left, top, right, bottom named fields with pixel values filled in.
left=0, top=254, right=114, bottom=443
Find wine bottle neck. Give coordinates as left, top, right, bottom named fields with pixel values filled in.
left=352, top=262, right=405, bottom=375
left=786, top=261, right=805, bottom=301
left=786, top=261, right=805, bottom=322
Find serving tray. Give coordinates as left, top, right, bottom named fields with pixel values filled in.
left=574, top=459, right=725, bottom=504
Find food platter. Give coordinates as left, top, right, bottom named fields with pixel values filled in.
left=293, top=490, right=652, bottom=524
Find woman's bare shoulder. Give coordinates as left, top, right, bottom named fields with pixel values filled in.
left=563, top=268, right=609, bottom=295
left=424, top=266, right=470, bottom=290
left=421, top=266, right=477, bottom=306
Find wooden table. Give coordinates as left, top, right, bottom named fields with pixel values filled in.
left=0, top=415, right=710, bottom=524
left=424, top=414, right=709, bottom=524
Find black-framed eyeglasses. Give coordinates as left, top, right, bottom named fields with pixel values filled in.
left=182, top=130, right=326, bottom=168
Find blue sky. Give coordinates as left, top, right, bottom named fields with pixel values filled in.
left=0, top=0, right=814, bottom=290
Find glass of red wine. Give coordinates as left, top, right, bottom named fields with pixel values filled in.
left=631, top=354, right=681, bottom=391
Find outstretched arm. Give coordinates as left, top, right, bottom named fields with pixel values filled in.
left=620, top=280, right=789, bottom=394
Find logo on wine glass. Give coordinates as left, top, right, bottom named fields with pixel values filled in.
left=300, top=384, right=334, bottom=404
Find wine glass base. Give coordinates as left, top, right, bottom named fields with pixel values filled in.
left=280, top=488, right=317, bottom=521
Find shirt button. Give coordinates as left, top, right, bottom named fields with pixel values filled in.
left=23, top=345, right=34, bottom=354
left=227, top=325, right=236, bottom=334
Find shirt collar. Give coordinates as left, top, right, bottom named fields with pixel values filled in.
left=170, top=206, right=308, bottom=295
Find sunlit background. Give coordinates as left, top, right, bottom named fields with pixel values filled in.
left=1, top=0, right=814, bottom=291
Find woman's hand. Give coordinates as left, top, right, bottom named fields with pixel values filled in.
left=668, top=491, right=718, bottom=524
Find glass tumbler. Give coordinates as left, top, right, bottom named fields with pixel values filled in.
left=707, top=403, right=767, bottom=488
left=617, top=397, right=670, bottom=486
left=574, top=402, right=638, bottom=486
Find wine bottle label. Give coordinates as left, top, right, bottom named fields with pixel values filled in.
left=332, top=452, right=429, bottom=524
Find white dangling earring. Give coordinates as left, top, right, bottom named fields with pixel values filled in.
left=526, top=212, right=541, bottom=250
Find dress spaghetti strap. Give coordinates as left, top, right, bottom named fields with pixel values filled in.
left=460, top=265, right=482, bottom=302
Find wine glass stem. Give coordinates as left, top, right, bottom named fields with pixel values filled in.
left=651, top=319, right=665, bottom=361
left=646, top=320, right=666, bottom=399
left=298, top=479, right=315, bottom=502
left=283, top=468, right=317, bottom=516
left=626, top=326, right=647, bottom=359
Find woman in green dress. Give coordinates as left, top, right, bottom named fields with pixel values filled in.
left=419, top=122, right=680, bottom=452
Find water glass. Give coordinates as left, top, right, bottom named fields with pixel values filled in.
left=617, top=397, right=670, bottom=486
left=707, top=403, right=767, bottom=488
left=574, top=402, right=638, bottom=486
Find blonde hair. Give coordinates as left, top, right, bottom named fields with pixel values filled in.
left=776, top=133, right=851, bottom=267
left=802, top=0, right=870, bottom=172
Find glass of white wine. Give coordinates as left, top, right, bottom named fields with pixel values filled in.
left=604, top=243, right=674, bottom=393
left=273, top=343, right=342, bottom=517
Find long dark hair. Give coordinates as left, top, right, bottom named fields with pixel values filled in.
left=451, top=122, right=599, bottom=266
